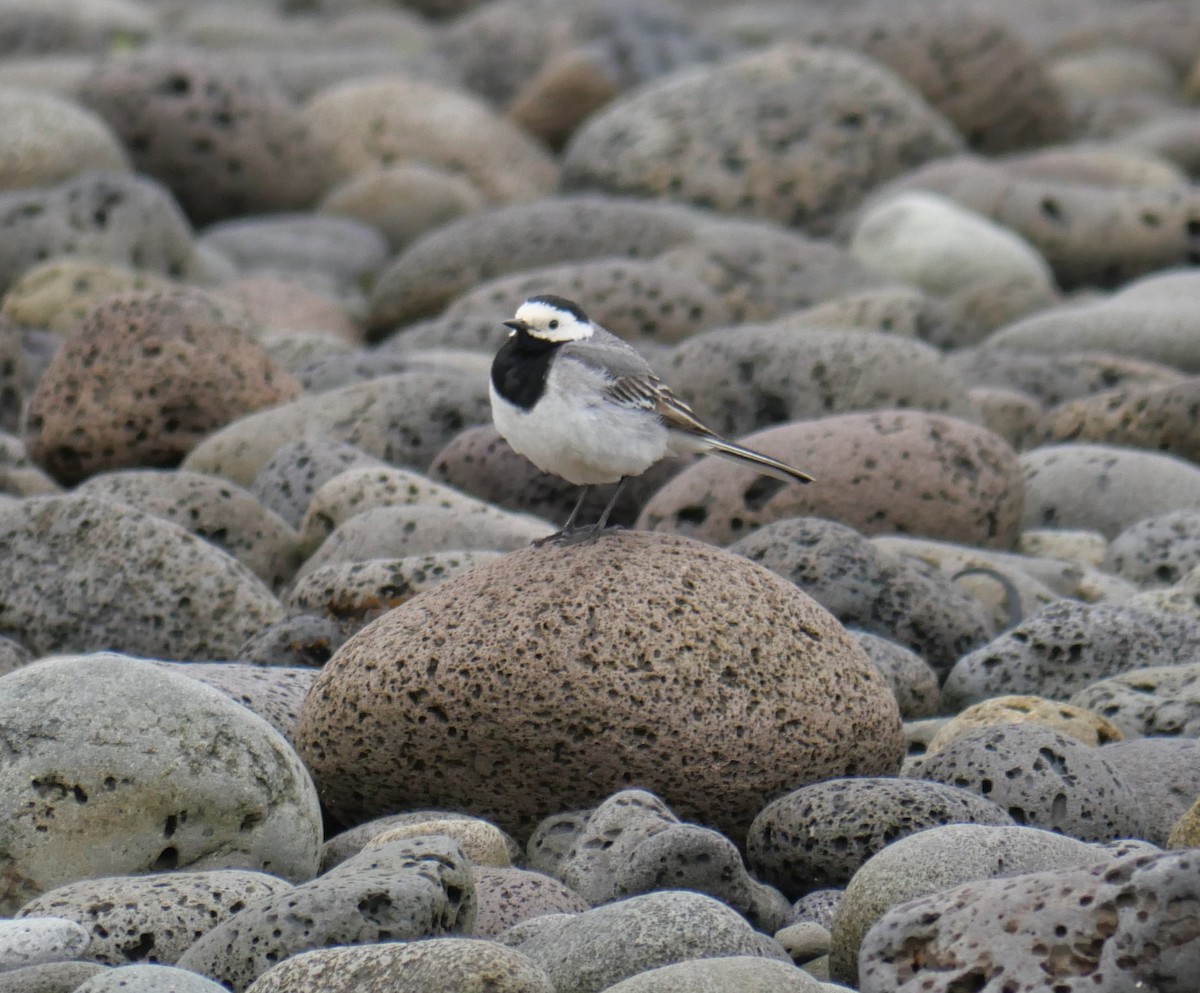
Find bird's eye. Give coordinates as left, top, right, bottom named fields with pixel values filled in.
left=549, top=319, right=559, bottom=330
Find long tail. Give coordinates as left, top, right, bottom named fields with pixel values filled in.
left=704, top=437, right=814, bottom=484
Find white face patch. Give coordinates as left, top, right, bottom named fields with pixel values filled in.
left=513, top=299, right=594, bottom=343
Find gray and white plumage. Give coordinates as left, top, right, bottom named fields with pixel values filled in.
left=489, top=294, right=812, bottom=534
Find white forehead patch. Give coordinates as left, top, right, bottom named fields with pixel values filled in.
left=513, top=299, right=594, bottom=343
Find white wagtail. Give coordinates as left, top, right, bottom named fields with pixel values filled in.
left=490, top=294, right=814, bottom=541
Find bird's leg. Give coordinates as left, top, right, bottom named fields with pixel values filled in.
left=534, top=486, right=590, bottom=546
left=556, top=478, right=627, bottom=546
left=594, top=477, right=626, bottom=531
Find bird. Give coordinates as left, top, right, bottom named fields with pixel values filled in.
left=489, top=294, right=814, bottom=543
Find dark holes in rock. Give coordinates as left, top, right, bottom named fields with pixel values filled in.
left=743, top=475, right=787, bottom=511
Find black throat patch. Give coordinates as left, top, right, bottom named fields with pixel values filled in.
left=491, top=328, right=564, bottom=411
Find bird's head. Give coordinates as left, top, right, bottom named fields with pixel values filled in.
left=503, top=295, right=594, bottom=343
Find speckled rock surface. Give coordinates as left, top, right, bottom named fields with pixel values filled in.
left=598, top=956, right=827, bottom=993
left=0, top=258, right=172, bottom=332
left=852, top=632, right=941, bottom=719
left=363, top=818, right=511, bottom=867
left=0, top=495, right=283, bottom=659
left=302, top=75, right=557, bottom=207
left=0, top=960, right=106, bottom=993
left=75, top=469, right=301, bottom=589
left=17, top=870, right=293, bottom=966
left=858, top=851, right=1200, bottom=993
left=241, top=938, right=554, bottom=993
left=562, top=44, right=963, bottom=235
left=249, top=439, right=383, bottom=530
left=72, top=964, right=230, bottom=993
left=367, top=196, right=696, bottom=329
left=0, top=633, right=32, bottom=676
left=298, top=503, right=551, bottom=574
left=747, top=778, right=1014, bottom=899
left=182, top=370, right=491, bottom=486
left=430, top=425, right=678, bottom=530
left=236, top=614, right=347, bottom=669
left=24, top=288, right=301, bottom=485
left=1169, top=798, right=1200, bottom=849
left=1106, top=509, right=1200, bottom=587
left=926, top=696, right=1124, bottom=755
left=943, top=600, right=1197, bottom=708
left=0, top=917, right=89, bottom=970
left=320, top=811, right=519, bottom=873
left=729, top=517, right=995, bottom=677
left=288, top=552, right=501, bottom=629
left=552, top=789, right=789, bottom=933
left=1040, top=378, right=1200, bottom=464
left=663, top=327, right=975, bottom=439
left=790, top=889, right=842, bottom=931
left=0, top=171, right=198, bottom=294
left=154, top=663, right=317, bottom=746
left=295, top=531, right=903, bottom=840
left=80, top=53, right=335, bottom=225
left=176, top=837, right=475, bottom=992
left=830, top=823, right=1166, bottom=986
left=0, top=654, right=320, bottom=915
left=1071, top=662, right=1200, bottom=738
left=514, top=890, right=775, bottom=993
left=916, top=723, right=1147, bottom=842
left=0, top=87, right=127, bottom=191
left=639, top=411, right=1024, bottom=548
left=472, top=866, right=590, bottom=939
left=1099, top=738, right=1200, bottom=845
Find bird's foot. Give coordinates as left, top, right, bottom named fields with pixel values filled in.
left=533, top=523, right=625, bottom=547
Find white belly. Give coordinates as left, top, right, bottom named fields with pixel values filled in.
left=490, top=381, right=668, bottom=485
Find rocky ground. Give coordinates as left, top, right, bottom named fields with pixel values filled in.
left=0, top=0, right=1199, bottom=990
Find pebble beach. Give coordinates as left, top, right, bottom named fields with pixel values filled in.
left=0, top=0, right=1199, bottom=990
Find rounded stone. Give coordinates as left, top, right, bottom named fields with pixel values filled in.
left=561, top=43, right=963, bottom=235
left=0, top=917, right=89, bottom=970
left=24, top=287, right=301, bottom=485
left=182, top=370, right=490, bottom=486
left=852, top=632, right=941, bottom=720
left=80, top=53, right=335, bottom=225
left=0, top=171, right=198, bottom=295
left=728, top=517, right=995, bottom=677
left=288, top=552, right=501, bottom=630
left=916, top=723, right=1147, bottom=842
left=0, top=654, right=321, bottom=915
left=0, top=495, right=283, bottom=659
left=236, top=615, right=347, bottom=670
left=472, top=866, right=590, bottom=939
left=875, top=155, right=1200, bottom=289
left=319, top=811, right=520, bottom=873
left=513, top=891, right=774, bottom=993
left=1021, top=443, right=1200, bottom=538
left=1071, top=662, right=1200, bottom=738
left=241, top=938, right=554, bottom=993
left=219, top=275, right=361, bottom=341
left=302, top=75, right=557, bottom=206
left=1040, top=378, right=1200, bottom=464
left=663, top=327, right=975, bottom=440
left=1102, top=738, right=1200, bottom=845
left=198, top=214, right=389, bottom=292
left=850, top=191, right=1053, bottom=297
left=638, top=411, right=1025, bottom=549
left=367, top=195, right=697, bottom=329
left=747, top=778, right=1014, bottom=899
left=72, top=964, right=230, bottom=993
left=1106, top=509, right=1200, bottom=587
left=155, top=663, right=317, bottom=746
left=249, top=439, right=383, bottom=530
left=176, top=837, right=475, bottom=991
left=365, top=818, right=511, bottom=867
left=942, top=600, right=1192, bottom=708
left=0, top=259, right=172, bottom=333
left=294, top=531, right=904, bottom=840
left=1168, top=797, right=1200, bottom=849
left=318, top=164, right=485, bottom=253
left=927, top=696, right=1124, bottom=755
left=0, top=87, right=127, bottom=191
left=857, top=851, right=1200, bottom=993
left=598, top=956, right=825, bottom=993
left=829, top=823, right=1167, bottom=986
left=17, top=869, right=293, bottom=966
left=75, top=469, right=301, bottom=590
left=0, top=961, right=105, bottom=992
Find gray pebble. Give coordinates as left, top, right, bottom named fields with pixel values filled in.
left=250, top=439, right=383, bottom=530
left=1106, top=509, right=1200, bottom=586
left=1071, top=662, right=1200, bottom=738
left=0, top=917, right=88, bottom=970
left=1098, top=738, right=1200, bottom=846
